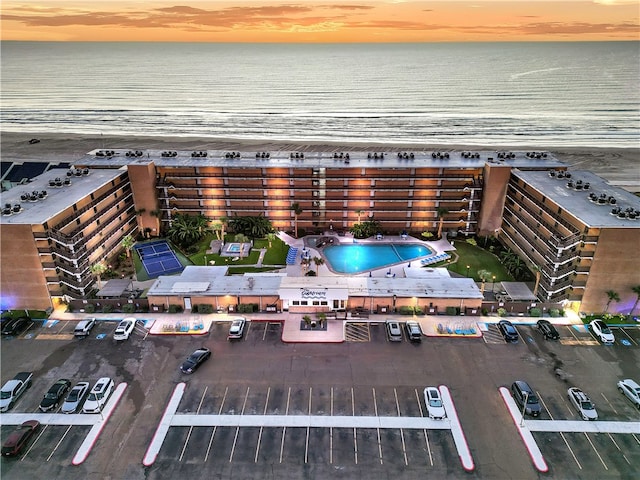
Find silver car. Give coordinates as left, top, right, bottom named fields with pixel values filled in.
left=386, top=321, right=402, bottom=342
left=61, top=382, right=90, bottom=414
left=568, top=387, right=598, bottom=420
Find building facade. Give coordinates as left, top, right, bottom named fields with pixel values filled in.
left=0, top=167, right=136, bottom=310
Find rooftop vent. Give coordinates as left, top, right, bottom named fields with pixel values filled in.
left=95, top=150, right=116, bottom=157
left=224, top=151, right=240, bottom=159
left=161, top=151, right=178, bottom=157
left=191, top=151, right=207, bottom=158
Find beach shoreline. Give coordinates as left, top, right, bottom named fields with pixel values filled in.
left=2, top=130, right=639, bottom=191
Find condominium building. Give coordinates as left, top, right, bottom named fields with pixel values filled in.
left=0, top=167, right=135, bottom=310
left=2, top=147, right=638, bottom=315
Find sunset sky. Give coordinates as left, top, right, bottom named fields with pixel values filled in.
left=1, top=1, right=638, bottom=42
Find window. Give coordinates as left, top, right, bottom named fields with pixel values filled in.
left=292, top=301, right=300, bottom=306
left=313, top=301, right=320, bottom=306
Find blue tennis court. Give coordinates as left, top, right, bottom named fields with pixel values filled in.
left=135, top=241, right=184, bottom=278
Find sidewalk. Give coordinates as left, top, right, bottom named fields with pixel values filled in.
left=48, top=307, right=585, bottom=343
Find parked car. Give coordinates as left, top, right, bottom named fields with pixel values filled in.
left=83, top=377, right=114, bottom=413
left=39, top=379, right=71, bottom=412
left=74, top=319, right=96, bottom=338
left=536, top=319, right=560, bottom=340
left=498, top=320, right=519, bottom=342
left=1, top=317, right=30, bottom=337
left=61, top=382, right=90, bottom=414
left=385, top=321, right=402, bottom=342
left=617, top=379, right=640, bottom=409
left=423, top=387, right=446, bottom=420
left=228, top=319, right=246, bottom=340
left=1, top=420, right=40, bottom=457
left=590, top=319, right=614, bottom=344
left=511, top=381, right=541, bottom=417
left=113, top=318, right=136, bottom=341
left=180, top=347, right=211, bottom=374
left=405, top=321, right=423, bottom=342
left=567, top=387, right=598, bottom=420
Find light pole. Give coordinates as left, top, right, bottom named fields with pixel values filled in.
left=492, top=275, right=496, bottom=293
left=520, top=392, right=528, bottom=427
left=466, top=265, right=470, bottom=277
left=204, top=255, right=208, bottom=266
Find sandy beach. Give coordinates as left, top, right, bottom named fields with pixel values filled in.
left=2, top=131, right=639, bottom=192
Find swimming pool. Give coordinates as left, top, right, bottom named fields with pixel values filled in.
left=226, top=243, right=241, bottom=252
left=323, top=243, right=433, bottom=274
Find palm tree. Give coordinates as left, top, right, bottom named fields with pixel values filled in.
left=291, top=203, right=303, bottom=238
left=630, top=285, right=640, bottom=315
left=211, top=221, right=223, bottom=240
left=532, top=265, right=541, bottom=297
left=313, top=256, right=325, bottom=274
left=477, top=269, right=492, bottom=294
left=301, top=256, right=311, bottom=273
left=121, top=234, right=135, bottom=258
left=90, top=262, right=107, bottom=288
left=219, top=216, right=228, bottom=242
left=436, top=207, right=449, bottom=239
left=266, top=232, right=276, bottom=248
left=604, top=290, right=620, bottom=313
left=355, top=209, right=364, bottom=224
left=421, top=231, right=434, bottom=241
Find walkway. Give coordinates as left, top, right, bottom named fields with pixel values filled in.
left=144, top=383, right=474, bottom=471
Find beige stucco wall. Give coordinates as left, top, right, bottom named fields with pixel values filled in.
left=0, top=224, right=52, bottom=310
left=477, top=164, right=512, bottom=236
left=128, top=162, right=160, bottom=235
left=581, top=228, right=640, bottom=314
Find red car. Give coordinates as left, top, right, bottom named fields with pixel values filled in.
left=1, top=420, right=40, bottom=457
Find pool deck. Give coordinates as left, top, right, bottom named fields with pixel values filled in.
left=281, top=231, right=456, bottom=279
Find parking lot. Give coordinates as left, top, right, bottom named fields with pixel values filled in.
left=1, top=316, right=638, bottom=479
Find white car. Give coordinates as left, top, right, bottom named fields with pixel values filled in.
left=567, top=387, right=598, bottom=420
left=424, top=387, right=446, bottom=420
left=113, top=318, right=136, bottom=341
left=83, top=377, right=114, bottom=413
left=228, top=319, right=246, bottom=340
left=617, top=379, right=640, bottom=410
left=589, top=319, right=614, bottom=344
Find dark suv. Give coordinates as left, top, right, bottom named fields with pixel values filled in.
left=511, top=381, right=541, bottom=417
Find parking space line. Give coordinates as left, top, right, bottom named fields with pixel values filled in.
left=352, top=387, right=358, bottom=464
left=566, top=326, right=580, bottom=341
left=607, top=433, right=632, bottom=465
left=583, top=432, right=608, bottom=470
left=305, top=387, right=311, bottom=464
left=254, top=387, right=270, bottom=463
left=600, top=392, right=618, bottom=415
left=618, top=328, right=638, bottom=345
left=329, top=387, right=333, bottom=464
left=46, top=424, right=72, bottom=462
left=279, top=387, right=291, bottom=464
left=632, top=433, right=640, bottom=446
left=204, top=386, right=227, bottom=463
left=394, top=388, right=408, bottom=465
left=20, top=424, right=47, bottom=461
left=180, top=387, right=208, bottom=462
left=415, top=388, right=433, bottom=466
left=262, top=323, right=268, bottom=341
left=372, top=388, right=383, bottom=464
left=538, top=392, right=581, bottom=469
left=229, top=387, right=250, bottom=462
left=142, top=382, right=180, bottom=467
left=244, top=321, right=251, bottom=341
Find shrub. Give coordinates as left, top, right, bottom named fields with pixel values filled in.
left=102, top=304, right=113, bottom=313
left=529, top=308, right=542, bottom=317
left=414, top=306, right=423, bottom=315
left=558, top=309, right=565, bottom=317
left=122, top=303, right=136, bottom=314
left=549, top=309, right=560, bottom=318
left=481, top=308, right=488, bottom=316
left=168, top=304, right=183, bottom=313
left=446, top=306, right=457, bottom=316
left=399, top=306, right=413, bottom=315
left=84, top=304, right=96, bottom=314
left=198, top=304, right=214, bottom=314
left=306, top=271, right=317, bottom=276
left=191, top=304, right=199, bottom=313
left=497, top=308, right=507, bottom=317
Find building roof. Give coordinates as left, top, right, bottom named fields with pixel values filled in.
left=148, top=266, right=483, bottom=300
left=513, top=169, right=640, bottom=228
left=0, top=167, right=127, bottom=225
left=77, top=148, right=565, bottom=170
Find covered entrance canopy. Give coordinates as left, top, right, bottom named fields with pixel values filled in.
left=499, top=282, right=538, bottom=301
left=96, top=279, right=133, bottom=298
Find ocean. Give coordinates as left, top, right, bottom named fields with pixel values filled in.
left=1, top=41, right=638, bottom=147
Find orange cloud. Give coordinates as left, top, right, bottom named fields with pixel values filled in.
left=1, top=1, right=638, bottom=42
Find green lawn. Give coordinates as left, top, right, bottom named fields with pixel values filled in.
left=446, top=240, right=514, bottom=281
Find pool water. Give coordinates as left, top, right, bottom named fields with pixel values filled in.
left=323, top=243, right=432, bottom=274
left=227, top=243, right=241, bottom=252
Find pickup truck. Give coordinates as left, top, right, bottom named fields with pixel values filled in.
left=0, top=372, right=33, bottom=412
